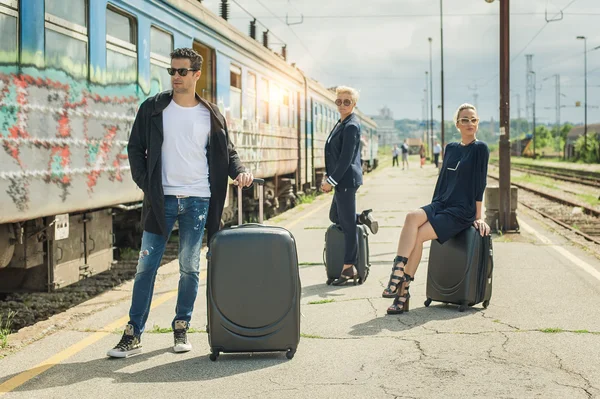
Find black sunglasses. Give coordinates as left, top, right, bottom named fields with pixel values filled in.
left=167, top=68, right=198, bottom=77
left=335, top=99, right=353, bottom=106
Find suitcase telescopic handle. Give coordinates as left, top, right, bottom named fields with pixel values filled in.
left=237, top=178, right=264, bottom=225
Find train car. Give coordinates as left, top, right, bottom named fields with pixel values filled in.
left=0, top=0, right=377, bottom=292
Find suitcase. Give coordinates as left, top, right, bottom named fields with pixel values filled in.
left=324, top=224, right=370, bottom=285
left=424, top=226, right=493, bottom=312
left=206, top=178, right=300, bottom=360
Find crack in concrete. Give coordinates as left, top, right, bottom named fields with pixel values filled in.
left=554, top=382, right=594, bottom=399
left=381, top=385, right=418, bottom=399
left=500, top=332, right=510, bottom=353
left=480, top=312, right=521, bottom=331
left=366, top=298, right=378, bottom=318
left=551, top=350, right=595, bottom=399
left=242, top=386, right=299, bottom=399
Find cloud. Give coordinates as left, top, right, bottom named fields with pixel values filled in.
left=202, top=0, right=600, bottom=126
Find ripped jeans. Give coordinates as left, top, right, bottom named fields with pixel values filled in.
left=128, top=196, right=210, bottom=336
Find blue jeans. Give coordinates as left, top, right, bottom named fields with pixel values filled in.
left=128, top=196, right=209, bottom=336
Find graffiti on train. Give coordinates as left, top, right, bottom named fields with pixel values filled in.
left=0, top=70, right=140, bottom=211
left=227, top=116, right=297, bottom=177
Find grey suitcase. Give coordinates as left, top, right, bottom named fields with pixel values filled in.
left=206, top=179, right=300, bottom=360
left=424, top=226, right=493, bottom=312
left=324, top=224, right=370, bottom=285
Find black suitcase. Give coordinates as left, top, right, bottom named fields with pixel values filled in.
left=324, top=224, right=370, bottom=285
left=206, top=179, right=300, bottom=360
left=424, top=226, right=493, bottom=312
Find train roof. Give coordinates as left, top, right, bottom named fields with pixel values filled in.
left=164, top=0, right=377, bottom=129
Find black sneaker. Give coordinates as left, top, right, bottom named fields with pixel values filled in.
left=107, top=324, right=142, bottom=358
left=358, top=209, right=379, bottom=235
left=173, top=320, right=192, bottom=353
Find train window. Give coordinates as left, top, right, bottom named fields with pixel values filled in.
left=260, top=78, right=269, bottom=124
left=150, top=26, right=172, bottom=90
left=0, top=1, right=18, bottom=63
left=44, top=0, right=88, bottom=77
left=318, top=104, right=323, bottom=132
left=229, top=64, right=242, bottom=119
left=281, top=90, right=289, bottom=127
left=291, top=92, right=297, bottom=129
left=270, top=82, right=280, bottom=126
left=106, top=6, right=137, bottom=83
left=245, top=72, right=257, bottom=123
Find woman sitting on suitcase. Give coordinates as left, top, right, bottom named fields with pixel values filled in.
left=383, top=103, right=491, bottom=314
left=320, top=86, right=378, bottom=286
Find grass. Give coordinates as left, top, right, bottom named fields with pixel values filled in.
left=539, top=328, right=563, bottom=333
left=576, top=193, right=600, bottom=207
left=298, top=262, right=323, bottom=267
left=300, top=333, right=324, bottom=339
left=308, top=299, right=334, bottom=305
left=297, top=191, right=319, bottom=205
left=0, top=311, right=16, bottom=349
left=511, top=174, right=559, bottom=190
left=538, top=327, right=599, bottom=335
left=304, top=226, right=327, bottom=230
left=148, top=325, right=205, bottom=334
left=119, top=247, right=138, bottom=261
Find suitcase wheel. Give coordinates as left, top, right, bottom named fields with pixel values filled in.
left=424, top=298, right=432, bottom=307
left=483, top=300, right=490, bottom=309
left=286, top=348, right=296, bottom=360
left=209, top=350, right=220, bottom=361
left=358, top=269, right=369, bottom=285
left=458, top=304, right=468, bottom=312
left=326, top=278, right=334, bottom=286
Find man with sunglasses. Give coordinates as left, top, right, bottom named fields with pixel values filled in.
left=108, top=48, right=253, bottom=358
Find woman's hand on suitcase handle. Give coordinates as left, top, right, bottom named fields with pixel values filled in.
left=473, top=219, right=490, bottom=237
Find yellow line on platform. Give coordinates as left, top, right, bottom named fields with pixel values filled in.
left=0, top=189, right=335, bottom=394
left=519, top=219, right=600, bottom=283
left=0, top=268, right=206, bottom=395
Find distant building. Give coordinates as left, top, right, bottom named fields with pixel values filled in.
left=565, top=123, right=600, bottom=159
left=371, top=106, right=400, bottom=146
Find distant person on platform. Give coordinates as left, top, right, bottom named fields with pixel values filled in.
left=419, top=144, right=426, bottom=168
left=401, top=139, right=409, bottom=170
left=392, top=144, right=400, bottom=167
left=433, top=140, right=442, bottom=168
left=381, top=103, right=490, bottom=315
left=107, top=48, right=253, bottom=358
left=321, top=86, right=379, bottom=286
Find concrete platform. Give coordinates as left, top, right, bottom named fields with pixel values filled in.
left=1, top=158, right=600, bottom=399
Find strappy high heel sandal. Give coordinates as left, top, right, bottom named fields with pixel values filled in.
left=331, top=265, right=358, bottom=286
left=382, top=256, right=408, bottom=298
left=386, top=274, right=414, bottom=315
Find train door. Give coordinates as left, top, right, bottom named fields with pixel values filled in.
left=309, top=98, right=315, bottom=188
left=296, top=90, right=303, bottom=191
left=193, top=41, right=215, bottom=103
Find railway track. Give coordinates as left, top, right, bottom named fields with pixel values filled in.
left=0, top=241, right=180, bottom=333
left=488, top=173, right=600, bottom=246
left=490, top=161, right=600, bottom=189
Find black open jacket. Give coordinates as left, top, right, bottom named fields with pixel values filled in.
left=127, top=90, right=246, bottom=245
left=324, top=113, right=363, bottom=188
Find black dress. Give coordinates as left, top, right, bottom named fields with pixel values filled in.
left=421, top=140, right=489, bottom=244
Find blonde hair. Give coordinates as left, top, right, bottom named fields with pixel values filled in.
left=453, top=103, right=477, bottom=126
left=336, top=86, right=360, bottom=103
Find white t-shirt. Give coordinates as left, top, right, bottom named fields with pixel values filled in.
left=161, top=100, right=211, bottom=197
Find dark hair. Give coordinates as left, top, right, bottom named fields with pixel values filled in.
left=170, top=48, right=203, bottom=71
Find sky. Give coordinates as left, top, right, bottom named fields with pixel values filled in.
left=200, top=0, right=600, bottom=127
